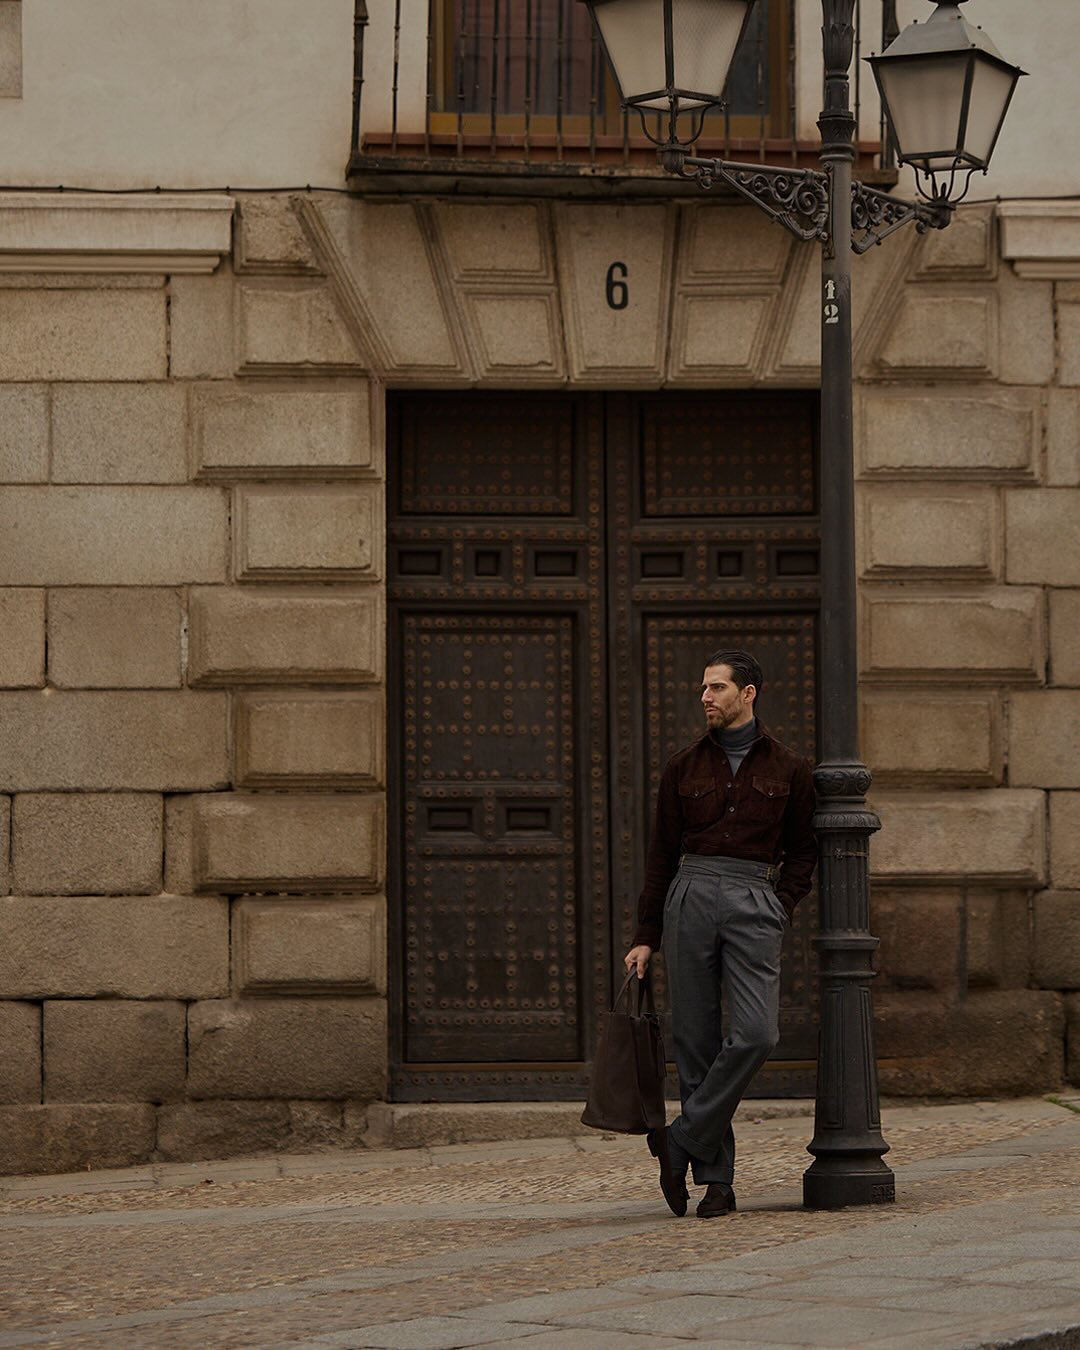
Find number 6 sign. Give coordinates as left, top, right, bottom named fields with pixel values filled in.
left=606, top=261, right=629, bottom=310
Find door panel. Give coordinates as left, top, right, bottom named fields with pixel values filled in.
left=389, top=392, right=609, bottom=1100
left=390, top=390, right=820, bottom=1100
left=607, top=393, right=821, bottom=1077
left=639, top=392, right=817, bottom=517
left=402, top=611, right=582, bottom=1062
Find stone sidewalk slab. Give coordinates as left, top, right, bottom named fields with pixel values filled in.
left=313, top=1317, right=553, bottom=1348
left=0, top=1097, right=1077, bottom=1347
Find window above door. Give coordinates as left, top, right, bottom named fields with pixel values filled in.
left=431, top=0, right=786, bottom=140
left=351, top=0, right=899, bottom=190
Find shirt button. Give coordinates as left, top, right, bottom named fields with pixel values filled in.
left=728, top=806, right=735, bottom=813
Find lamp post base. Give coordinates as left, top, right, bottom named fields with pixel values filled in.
left=804, top=1155, right=896, bottom=1210
left=803, top=762, right=893, bottom=1210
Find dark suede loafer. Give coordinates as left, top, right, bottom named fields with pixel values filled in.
left=696, top=1182, right=737, bottom=1218
left=647, top=1126, right=688, bottom=1217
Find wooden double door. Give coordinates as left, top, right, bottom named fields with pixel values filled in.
left=388, top=390, right=821, bottom=1101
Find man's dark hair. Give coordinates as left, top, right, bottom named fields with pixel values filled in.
left=705, top=649, right=763, bottom=703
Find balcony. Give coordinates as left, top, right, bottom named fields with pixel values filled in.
left=348, top=0, right=901, bottom=196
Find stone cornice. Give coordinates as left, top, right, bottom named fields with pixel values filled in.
left=998, top=200, right=1080, bottom=280
left=0, top=192, right=234, bottom=274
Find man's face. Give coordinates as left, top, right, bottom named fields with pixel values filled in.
left=700, top=663, right=755, bottom=730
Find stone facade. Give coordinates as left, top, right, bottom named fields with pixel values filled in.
left=0, top=196, right=388, bottom=1170
left=0, top=186, right=1078, bottom=1174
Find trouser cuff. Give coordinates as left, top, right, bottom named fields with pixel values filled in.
left=669, top=1118, right=718, bottom=1165
left=670, top=1120, right=733, bottom=1184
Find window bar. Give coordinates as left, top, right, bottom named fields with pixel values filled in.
left=524, top=0, right=534, bottom=160
left=556, top=0, right=565, bottom=160
left=350, top=0, right=369, bottom=161
left=391, top=0, right=402, bottom=154
left=471, top=0, right=481, bottom=122
left=723, top=56, right=732, bottom=159
left=854, top=0, right=862, bottom=163
left=424, top=0, right=435, bottom=154
left=880, top=0, right=899, bottom=171
left=490, top=0, right=500, bottom=154
left=589, top=23, right=599, bottom=162
left=788, top=0, right=797, bottom=164
left=756, top=5, right=766, bottom=161
left=503, top=0, right=513, bottom=137
left=455, top=0, right=466, bottom=156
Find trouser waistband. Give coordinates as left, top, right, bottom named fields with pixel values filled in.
left=678, top=854, right=780, bottom=885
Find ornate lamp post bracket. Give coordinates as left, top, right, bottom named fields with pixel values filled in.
left=668, top=154, right=955, bottom=254
left=851, top=182, right=953, bottom=254
left=675, top=157, right=830, bottom=243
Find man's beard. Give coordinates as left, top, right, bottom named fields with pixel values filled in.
left=706, top=706, right=739, bottom=729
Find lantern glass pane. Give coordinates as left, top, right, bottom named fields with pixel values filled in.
left=592, top=0, right=668, bottom=105
left=963, top=56, right=1015, bottom=166
left=670, top=0, right=750, bottom=109
left=878, top=53, right=968, bottom=169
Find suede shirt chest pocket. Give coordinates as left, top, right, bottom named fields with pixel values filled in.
left=748, top=774, right=790, bottom=821
left=678, top=778, right=721, bottom=828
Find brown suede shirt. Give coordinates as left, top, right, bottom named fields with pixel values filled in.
left=632, top=721, right=817, bottom=950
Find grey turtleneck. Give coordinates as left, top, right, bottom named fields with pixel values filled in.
left=713, top=717, right=757, bottom=778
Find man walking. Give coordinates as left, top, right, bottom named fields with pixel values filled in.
left=625, top=650, right=817, bottom=1218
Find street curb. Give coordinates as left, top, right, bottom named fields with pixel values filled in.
left=985, top=1327, right=1080, bottom=1348
left=361, top=1095, right=814, bottom=1150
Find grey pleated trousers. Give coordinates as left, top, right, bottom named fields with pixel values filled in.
left=663, top=854, right=787, bottom=1186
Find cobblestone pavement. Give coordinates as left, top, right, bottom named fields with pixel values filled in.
left=1, top=1097, right=1078, bottom=1348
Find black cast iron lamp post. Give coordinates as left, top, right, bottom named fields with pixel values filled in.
left=582, top=0, right=1023, bottom=1211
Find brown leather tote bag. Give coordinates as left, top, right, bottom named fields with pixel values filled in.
left=581, top=969, right=667, bottom=1134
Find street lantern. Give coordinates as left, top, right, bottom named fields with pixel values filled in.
left=868, top=0, right=1025, bottom=199
left=583, top=0, right=755, bottom=133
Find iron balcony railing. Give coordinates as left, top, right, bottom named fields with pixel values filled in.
left=350, top=0, right=901, bottom=185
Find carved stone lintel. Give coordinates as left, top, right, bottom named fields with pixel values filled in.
left=0, top=192, right=234, bottom=275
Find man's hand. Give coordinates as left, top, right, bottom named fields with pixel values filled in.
left=624, top=944, right=653, bottom=979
